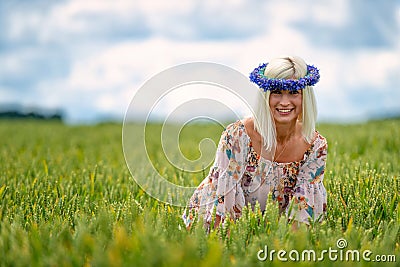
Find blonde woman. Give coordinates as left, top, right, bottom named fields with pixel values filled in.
left=183, top=56, right=328, bottom=231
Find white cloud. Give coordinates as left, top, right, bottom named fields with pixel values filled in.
left=5, top=0, right=272, bottom=44
left=397, top=7, right=400, bottom=25
left=53, top=31, right=399, bottom=122
left=309, top=0, right=349, bottom=27
left=347, top=51, right=400, bottom=89
left=7, top=12, right=42, bottom=41
left=1, top=0, right=399, bottom=123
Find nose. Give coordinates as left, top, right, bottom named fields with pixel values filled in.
left=279, top=93, right=290, bottom=106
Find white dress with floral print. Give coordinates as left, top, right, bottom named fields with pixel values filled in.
left=183, top=120, right=328, bottom=228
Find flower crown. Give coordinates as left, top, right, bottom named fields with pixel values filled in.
left=249, top=63, right=320, bottom=91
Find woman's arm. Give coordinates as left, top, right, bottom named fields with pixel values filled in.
left=183, top=121, right=249, bottom=230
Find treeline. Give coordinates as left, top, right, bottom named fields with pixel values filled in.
left=0, top=110, right=63, bottom=121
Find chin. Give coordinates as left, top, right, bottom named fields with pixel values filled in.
left=273, top=113, right=299, bottom=123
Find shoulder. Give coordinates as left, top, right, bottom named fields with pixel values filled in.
left=223, top=119, right=247, bottom=138
left=310, top=131, right=328, bottom=159
left=241, top=117, right=254, bottom=130
left=313, top=132, right=327, bottom=149
left=220, top=119, right=250, bottom=148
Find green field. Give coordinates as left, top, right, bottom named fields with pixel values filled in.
left=0, top=119, right=399, bottom=266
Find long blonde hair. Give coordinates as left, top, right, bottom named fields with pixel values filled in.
left=253, top=56, right=318, bottom=151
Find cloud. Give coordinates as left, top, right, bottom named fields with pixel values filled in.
left=38, top=35, right=399, bottom=122
left=295, top=0, right=400, bottom=49
left=1, top=0, right=270, bottom=45
left=0, top=0, right=399, bottom=123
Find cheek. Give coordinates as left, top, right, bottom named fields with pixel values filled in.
left=296, top=99, right=303, bottom=113
left=268, top=96, right=279, bottom=107
left=297, top=98, right=303, bottom=107
left=295, top=96, right=303, bottom=108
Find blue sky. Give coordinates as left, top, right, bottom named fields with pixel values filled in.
left=0, top=0, right=399, bottom=123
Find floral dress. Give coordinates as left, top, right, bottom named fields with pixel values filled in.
left=183, top=120, right=328, bottom=229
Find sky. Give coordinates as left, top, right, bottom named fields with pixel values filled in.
left=0, top=0, right=399, bottom=124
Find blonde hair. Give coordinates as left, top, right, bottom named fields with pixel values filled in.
left=253, top=56, right=318, bottom=151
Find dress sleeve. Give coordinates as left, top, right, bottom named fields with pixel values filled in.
left=287, top=134, right=328, bottom=224
left=182, top=121, right=249, bottom=229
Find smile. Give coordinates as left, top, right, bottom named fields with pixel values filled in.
left=277, top=108, right=294, bottom=113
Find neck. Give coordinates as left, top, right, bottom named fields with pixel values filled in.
left=275, top=121, right=297, bottom=143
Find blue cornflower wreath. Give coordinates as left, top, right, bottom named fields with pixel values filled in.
left=249, top=63, right=320, bottom=91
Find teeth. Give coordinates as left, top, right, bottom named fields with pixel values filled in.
left=278, top=109, right=291, bottom=112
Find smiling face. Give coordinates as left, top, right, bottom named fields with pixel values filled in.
left=269, top=89, right=302, bottom=124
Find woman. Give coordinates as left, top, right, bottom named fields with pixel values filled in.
left=183, top=56, right=327, bottom=231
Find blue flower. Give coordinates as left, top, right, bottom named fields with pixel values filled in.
left=249, top=63, right=320, bottom=91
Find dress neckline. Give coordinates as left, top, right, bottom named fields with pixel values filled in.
left=237, top=119, right=315, bottom=165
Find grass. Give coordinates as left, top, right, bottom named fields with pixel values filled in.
left=0, top=119, right=399, bottom=266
